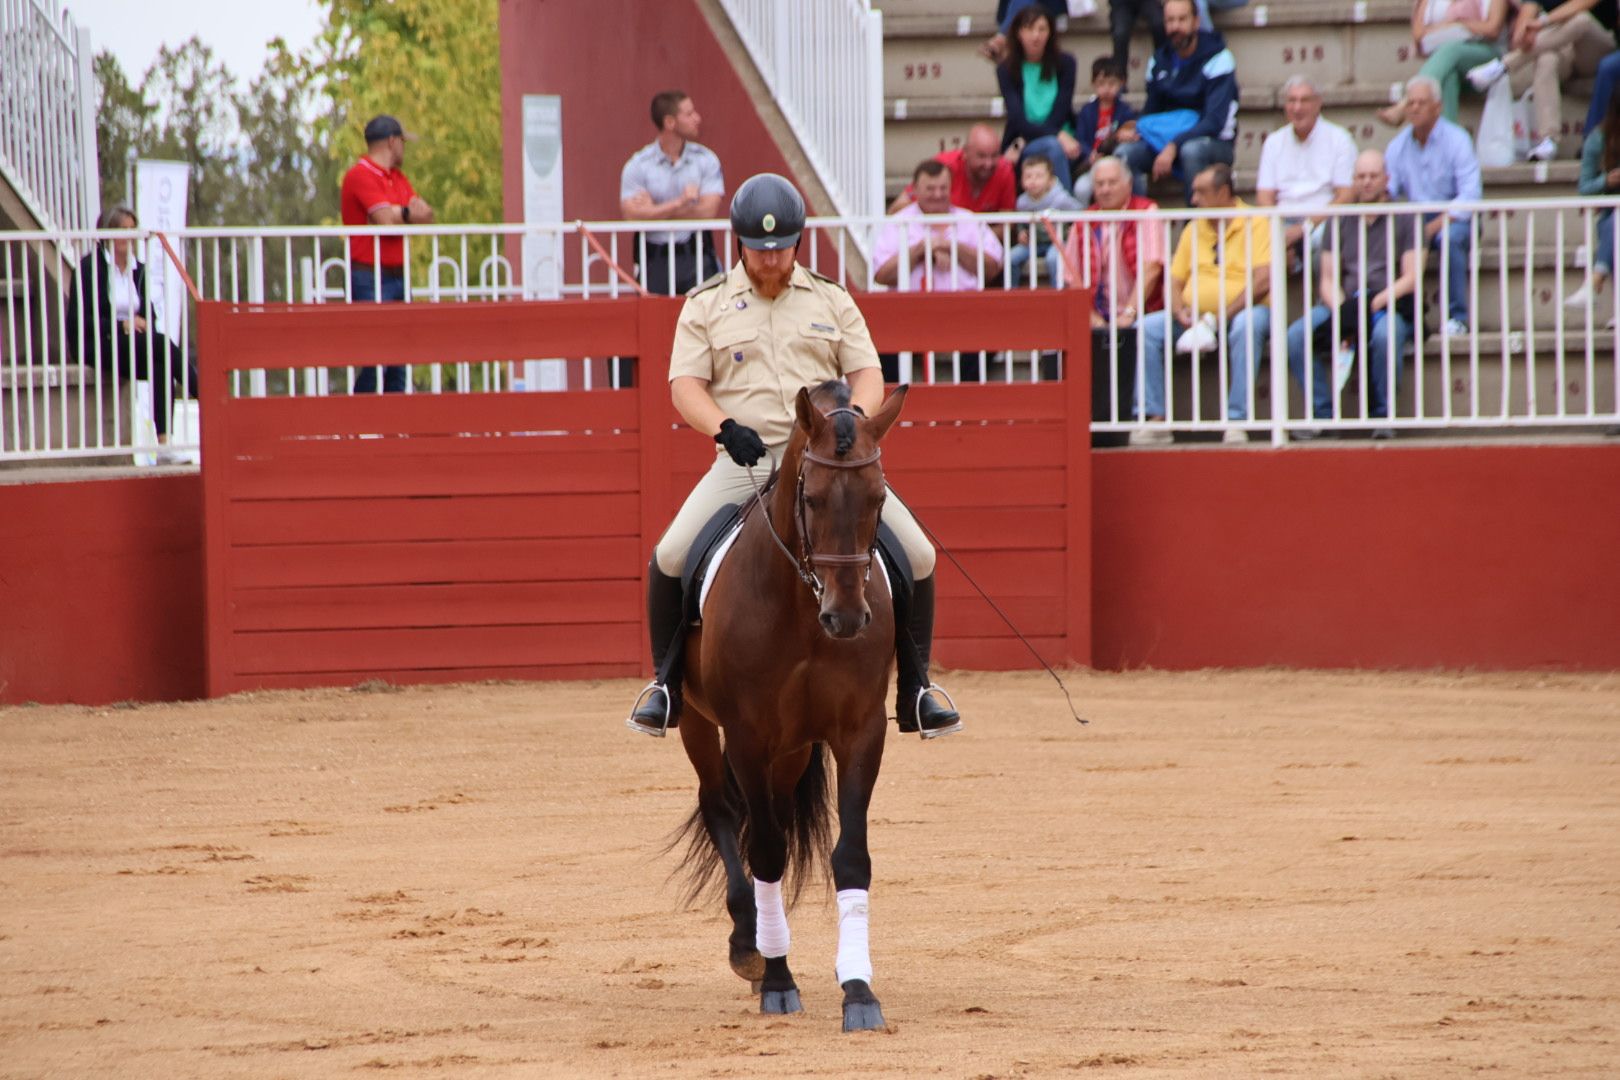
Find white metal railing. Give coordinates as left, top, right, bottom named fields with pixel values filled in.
left=3, top=199, right=1618, bottom=463
left=717, top=0, right=885, bottom=235
left=0, top=0, right=99, bottom=233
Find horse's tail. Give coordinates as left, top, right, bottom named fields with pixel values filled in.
left=668, top=743, right=833, bottom=908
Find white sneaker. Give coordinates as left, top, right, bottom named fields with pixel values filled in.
left=1176, top=313, right=1219, bottom=355
left=1466, top=57, right=1507, bottom=93
left=1442, top=318, right=1470, bottom=339
left=1221, top=426, right=1249, bottom=444
left=1526, top=136, right=1558, bottom=162
left=1128, top=426, right=1174, bottom=446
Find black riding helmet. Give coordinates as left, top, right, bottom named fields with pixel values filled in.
left=730, top=173, right=805, bottom=251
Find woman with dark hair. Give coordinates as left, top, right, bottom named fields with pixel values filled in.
left=996, top=5, right=1081, bottom=191
left=65, top=206, right=198, bottom=450
left=1564, top=87, right=1620, bottom=322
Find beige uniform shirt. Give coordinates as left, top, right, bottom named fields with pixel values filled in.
left=669, top=262, right=881, bottom=449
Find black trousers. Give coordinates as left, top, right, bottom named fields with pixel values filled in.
left=1109, top=0, right=1167, bottom=72
left=641, top=236, right=721, bottom=296
left=104, top=331, right=196, bottom=437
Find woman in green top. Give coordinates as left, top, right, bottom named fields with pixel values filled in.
left=996, top=6, right=1080, bottom=191
left=1565, top=87, right=1620, bottom=322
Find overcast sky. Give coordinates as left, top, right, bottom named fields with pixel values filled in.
left=65, top=0, right=325, bottom=85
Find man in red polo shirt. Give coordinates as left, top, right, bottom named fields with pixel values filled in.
left=888, top=123, right=1018, bottom=214
left=339, top=114, right=435, bottom=393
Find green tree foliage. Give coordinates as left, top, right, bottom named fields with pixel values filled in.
left=140, top=38, right=239, bottom=226
left=92, top=52, right=151, bottom=211
left=232, top=40, right=343, bottom=228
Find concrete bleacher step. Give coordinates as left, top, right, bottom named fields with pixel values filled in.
left=0, top=364, right=138, bottom=464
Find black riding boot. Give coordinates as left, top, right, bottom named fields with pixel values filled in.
left=894, top=575, right=963, bottom=739
left=627, top=560, right=686, bottom=737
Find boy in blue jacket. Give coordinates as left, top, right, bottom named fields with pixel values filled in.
left=1072, top=57, right=1139, bottom=206
left=1116, top=0, right=1239, bottom=198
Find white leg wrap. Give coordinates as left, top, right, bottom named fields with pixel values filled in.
left=835, top=888, right=873, bottom=987
left=753, top=877, right=790, bottom=958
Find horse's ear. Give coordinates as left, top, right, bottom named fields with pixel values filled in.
left=794, top=386, right=820, bottom=436
left=866, top=384, right=908, bottom=442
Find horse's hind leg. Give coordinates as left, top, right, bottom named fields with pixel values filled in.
left=830, top=721, right=887, bottom=1032
left=679, top=720, right=762, bottom=984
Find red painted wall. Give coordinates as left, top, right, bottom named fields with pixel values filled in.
left=0, top=475, right=204, bottom=705
left=1092, top=444, right=1620, bottom=671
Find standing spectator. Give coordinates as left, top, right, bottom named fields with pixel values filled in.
left=1008, top=156, right=1082, bottom=286
left=620, top=90, right=725, bottom=297
left=1255, top=75, right=1357, bottom=268
left=1584, top=50, right=1620, bottom=132
left=889, top=124, right=1020, bottom=213
left=1071, top=57, right=1140, bottom=206
left=1378, top=0, right=1513, bottom=126
left=1384, top=74, right=1481, bottom=337
left=66, top=206, right=198, bottom=457
left=1564, top=87, right=1620, bottom=320
left=340, top=114, right=434, bottom=394
left=1114, top=0, right=1239, bottom=198
left=1466, top=0, right=1620, bottom=160
left=1285, top=149, right=1423, bottom=439
left=1109, top=0, right=1168, bottom=75
left=997, top=5, right=1081, bottom=190
left=1135, top=163, right=1272, bottom=443
left=873, top=160, right=1005, bottom=381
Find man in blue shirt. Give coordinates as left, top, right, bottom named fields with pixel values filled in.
left=1114, top=0, right=1239, bottom=199
left=620, top=91, right=726, bottom=296
left=1383, top=74, right=1482, bottom=338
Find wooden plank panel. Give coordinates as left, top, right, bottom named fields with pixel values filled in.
left=227, top=449, right=641, bottom=500
left=886, top=468, right=1066, bottom=509
left=220, top=661, right=641, bottom=694
left=932, top=550, right=1065, bottom=597
left=230, top=579, right=641, bottom=632
left=886, top=382, right=1066, bottom=423
left=228, top=429, right=638, bottom=463
left=882, top=422, right=1065, bottom=470
left=933, top=635, right=1071, bottom=671
left=936, top=594, right=1065, bottom=638
left=228, top=493, right=640, bottom=545
left=228, top=621, right=639, bottom=675
left=912, top=507, right=1065, bottom=551
left=223, top=389, right=639, bottom=444
left=860, top=291, right=1075, bottom=352
left=229, top=537, right=643, bottom=588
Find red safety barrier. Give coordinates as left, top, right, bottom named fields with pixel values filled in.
left=196, top=290, right=1093, bottom=697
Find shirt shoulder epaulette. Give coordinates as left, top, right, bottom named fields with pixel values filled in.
left=804, top=268, right=848, bottom=292
left=685, top=271, right=727, bottom=298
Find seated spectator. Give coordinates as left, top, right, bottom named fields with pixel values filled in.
left=1467, top=0, right=1620, bottom=160
left=1109, top=0, right=1168, bottom=74
left=1071, top=57, right=1140, bottom=206
left=65, top=206, right=198, bottom=458
left=997, top=5, right=1081, bottom=190
left=1384, top=74, right=1481, bottom=337
left=1564, top=86, right=1620, bottom=322
left=1114, top=0, right=1239, bottom=199
left=1585, top=49, right=1620, bottom=132
left=889, top=124, right=1019, bottom=214
left=874, top=160, right=1005, bottom=383
left=1009, top=156, right=1082, bottom=286
left=1378, top=0, right=1513, bottom=126
left=980, top=0, right=1069, bottom=64
left=619, top=90, right=724, bottom=296
left=1134, top=163, right=1271, bottom=444
left=1286, top=150, right=1423, bottom=440
left=1255, top=75, right=1356, bottom=268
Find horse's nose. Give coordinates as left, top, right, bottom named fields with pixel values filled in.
left=819, top=610, right=863, bottom=639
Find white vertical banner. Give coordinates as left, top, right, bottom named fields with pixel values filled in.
left=135, top=159, right=190, bottom=338
left=520, top=94, right=567, bottom=391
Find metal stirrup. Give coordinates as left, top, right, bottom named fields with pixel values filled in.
left=625, top=681, right=673, bottom=738
left=914, top=683, right=963, bottom=741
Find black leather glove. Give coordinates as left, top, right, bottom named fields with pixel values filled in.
left=715, top=418, right=767, bottom=467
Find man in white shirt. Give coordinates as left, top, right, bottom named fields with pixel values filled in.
left=1255, top=74, right=1357, bottom=265
left=620, top=90, right=726, bottom=295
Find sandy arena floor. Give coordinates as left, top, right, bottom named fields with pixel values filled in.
left=2, top=669, right=1617, bottom=1078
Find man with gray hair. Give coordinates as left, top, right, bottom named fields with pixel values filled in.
left=1255, top=74, right=1356, bottom=266
left=1383, top=73, right=1481, bottom=338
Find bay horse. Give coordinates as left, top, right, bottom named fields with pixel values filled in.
left=672, top=379, right=908, bottom=1033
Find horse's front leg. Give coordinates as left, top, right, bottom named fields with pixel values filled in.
left=830, top=719, right=887, bottom=1032
left=735, top=745, right=802, bottom=1015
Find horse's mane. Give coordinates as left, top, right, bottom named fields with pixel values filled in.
left=809, top=380, right=857, bottom=456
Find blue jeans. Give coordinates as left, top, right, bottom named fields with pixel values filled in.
left=1595, top=207, right=1616, bottom=277
left=1422, top=217, right=1472, bottom=325
left=1116, top=135, right=1234, bottom=199
left=350, top=266, right=408, bottom=393
left=1021, top=135, right=1074, bottom=192
left=1584, top=50, right=1620, bottom=134
left=1137, top=305, right=1272, bottom=420
left=1286, top=304, right=1410, bottom=420
left=1008, top=243, right=1062, bottom=286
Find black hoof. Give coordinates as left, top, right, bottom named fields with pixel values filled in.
left=730, top=944, right=765, bottom=982
left=760, top=988, right=803, bottom=1014
left=840, top=979, right=885, bottom=1032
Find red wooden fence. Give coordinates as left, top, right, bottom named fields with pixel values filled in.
left=197, top=290, right=1092, bottom=697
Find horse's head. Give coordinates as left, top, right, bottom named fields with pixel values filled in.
left=791, top=380, right=908, bottom=639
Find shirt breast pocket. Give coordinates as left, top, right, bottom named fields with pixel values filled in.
left=712, top=328, right=760, bottom=371
left=803, top=320, right=842, bottom=363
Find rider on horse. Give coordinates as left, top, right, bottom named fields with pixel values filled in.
left=627, top=172, right=963, bottom=741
